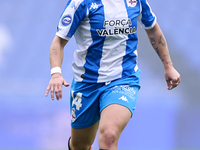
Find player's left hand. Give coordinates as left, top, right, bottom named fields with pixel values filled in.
left=165, top=66, right=181, bottom=90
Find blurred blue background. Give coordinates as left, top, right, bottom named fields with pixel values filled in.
left=0, top=0, right=200, bottom=149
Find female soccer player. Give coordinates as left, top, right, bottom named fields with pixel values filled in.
left=46, top=0, right=181, bottom=149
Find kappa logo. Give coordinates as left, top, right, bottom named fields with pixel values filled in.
left=119, top=96, right=128, bottom=102
left=90, top=2, right=101, bottom=10
left=61, top=15, right=72, bottom=26
left=127, top=0, right=137, bottom=7
left=70, top=1, right=76, bottom=9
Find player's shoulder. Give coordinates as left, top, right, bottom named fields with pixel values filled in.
left=74, top=0, right=104, bottom=10
left=71, top=0, right=93, bottom=5
left=69, top=0, right=86, bottom=8
left=71, top=0, right=95, bottom=8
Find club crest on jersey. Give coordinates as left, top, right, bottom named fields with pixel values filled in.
left=61, top=15, right=72, bottom=26
left=71, top=108, right=76, bottom=122
left=127, top=0, right=137, bottom=7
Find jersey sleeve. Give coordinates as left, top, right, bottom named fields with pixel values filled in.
left=137, top=0, right=157, bottom=29
left=56, top=0, right=87, bottom=40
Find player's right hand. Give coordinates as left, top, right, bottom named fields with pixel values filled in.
left=45, top=73, right=70, bottom=100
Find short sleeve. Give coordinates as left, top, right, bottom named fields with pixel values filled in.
left=137, top=0, right=156, bottom=29
left=56, top=0, right=87, bottom=40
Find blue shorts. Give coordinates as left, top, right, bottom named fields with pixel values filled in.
left=70, top=70, right=141, bottom=129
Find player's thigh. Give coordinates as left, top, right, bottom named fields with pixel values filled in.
left=99, top=83, right=140, bottom=134
left=71, top=121, right=99, bottom=147
left=99, top=104, right=131, bottom=138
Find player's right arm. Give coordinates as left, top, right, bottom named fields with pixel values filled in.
left=45, top=35, right=69, bottom=100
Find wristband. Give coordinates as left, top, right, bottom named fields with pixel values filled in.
left=51, top=67, right=61, bottom=75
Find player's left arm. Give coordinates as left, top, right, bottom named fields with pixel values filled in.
left=145, top=22, right=181, bottom=90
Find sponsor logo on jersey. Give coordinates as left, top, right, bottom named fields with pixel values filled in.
left=96, top=19, right=136, bottom=36
left=127, top=0, right=137, bottom=7
left=61, top=15, right=72, bottom=26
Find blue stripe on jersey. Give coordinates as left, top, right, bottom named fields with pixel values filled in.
left=140, top=0, right=155, bottom=27
left=67, top=1, right=87, bottom=38
left=122, top=0, right=140, bottom=77
left=57, top=0, right=72, bottom=32
left=82, top=1, right=106, bottom=82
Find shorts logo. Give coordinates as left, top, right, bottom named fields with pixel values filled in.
left=71, top=108, right=76, bottom=122
left=111, top=85, right=136, bottom=101
left=127, top=0, right=137, bottom=7
left=119, top=96, right=128, bottom=102
left=61, top=15, right=72, bottom=26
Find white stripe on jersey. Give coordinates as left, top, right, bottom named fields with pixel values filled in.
left=134, top=50, right=138, bottom=72
left=97, top=0, right=128, bottom=82
left=72, top=8, right=91, bottom=82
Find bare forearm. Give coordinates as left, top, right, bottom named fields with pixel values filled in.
left=49, top=36, right=67, bottom=68
left=146, top=23, right=173, bottom=69
left=46, top=36, right=69, bottom=100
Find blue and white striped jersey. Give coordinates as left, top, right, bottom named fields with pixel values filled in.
left=56, top=0, right=156, bottom=83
